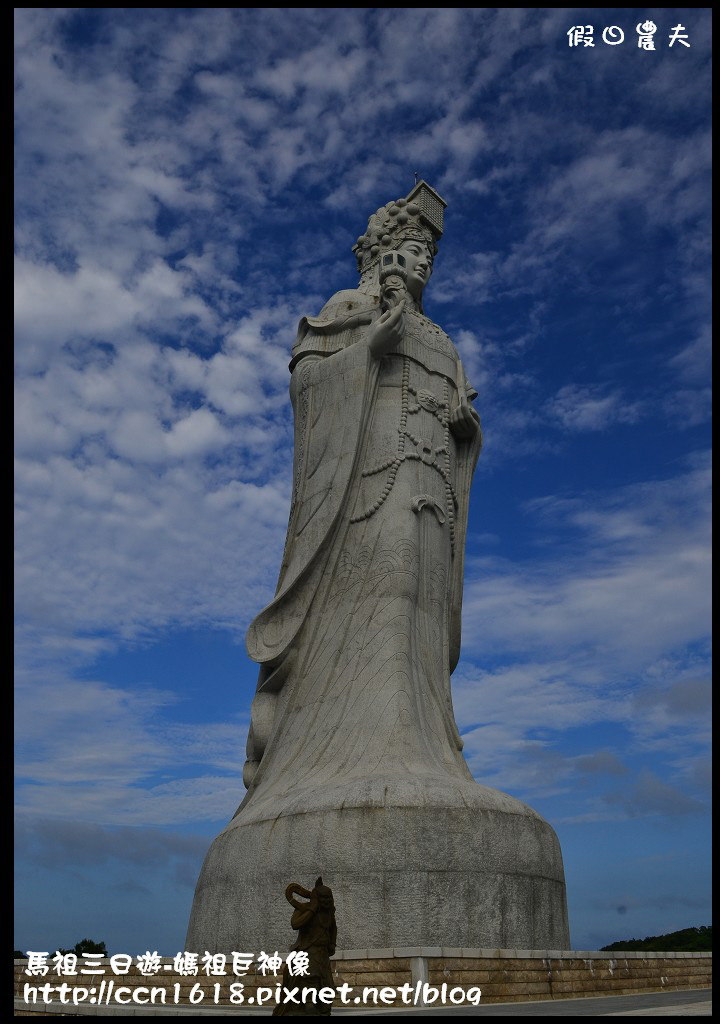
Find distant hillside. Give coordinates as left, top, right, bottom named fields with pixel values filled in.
left=601, top=925, right=711, bottom=952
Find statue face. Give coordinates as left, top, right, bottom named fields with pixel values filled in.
left=396, top=239, right=433, bottom=300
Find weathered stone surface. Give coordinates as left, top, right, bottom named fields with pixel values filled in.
left=186, top=183, right=569, bottom=954
left=341, top=958, right=409, bottom=972
left=187, top=788, right=568, bottom=951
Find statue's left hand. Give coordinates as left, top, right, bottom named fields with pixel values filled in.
left=449, top=403, right=480, bottom=439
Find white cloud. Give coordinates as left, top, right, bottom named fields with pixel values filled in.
left=452, top=457, right=711, bottom=799
left=164, top=408, right=230, bottom=458
left=15, top=444, right=292, bottom=661
left=112, top=410, right=168, bottom=463
left=17, top=771, right=243, bottom=828
left=15, top=261, right=141, bottom=361
left=463, top=457, right=710, bottom=666
left=669, top=325, right=711, bottom=385
left=15, top=673, right=247, bottom=826
left=546, top=383, right=643, bottom=432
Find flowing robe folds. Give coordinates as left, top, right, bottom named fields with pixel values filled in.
left=186, top=289, right=570, bottom=954
left=241, top=288, right=482, bottom=818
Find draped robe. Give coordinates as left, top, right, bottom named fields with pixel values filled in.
left=239, top=287, right=482, bottom=822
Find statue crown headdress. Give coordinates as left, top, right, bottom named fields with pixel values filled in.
left=352, top=180, right=447, bottom=274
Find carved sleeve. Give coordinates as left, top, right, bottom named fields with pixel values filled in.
left=288, top=354, right=322, bottom=509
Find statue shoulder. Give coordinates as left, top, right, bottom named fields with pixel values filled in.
left=291, top=289, right=380, bottom=369
left=312, top=288, right=380, bottom=324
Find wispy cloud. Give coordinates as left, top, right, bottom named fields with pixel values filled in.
left=604, top=771, right=706, bottom=819
left=546, top=383, right=643, bottom=431
left=15, top=673, right=247, bottom=825
left=463, top=456, right=710, bottom=665
left=455, top=455, right=710, bottom=805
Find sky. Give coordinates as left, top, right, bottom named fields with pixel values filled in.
left=15, top=8, right=711, bottom=957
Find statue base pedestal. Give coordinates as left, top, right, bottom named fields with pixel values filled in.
left=186, top=776, right=569, bottom=953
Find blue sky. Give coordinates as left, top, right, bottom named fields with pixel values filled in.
left=15, top=8, right=710, bottom=956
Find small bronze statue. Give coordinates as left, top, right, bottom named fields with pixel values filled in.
left=272, top=877, right=337, bottom=1016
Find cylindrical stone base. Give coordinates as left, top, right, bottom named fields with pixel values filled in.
left=186, top=777, right=570, bottom=953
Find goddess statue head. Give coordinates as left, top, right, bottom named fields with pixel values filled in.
left=352, top=180, right=447, bottom=311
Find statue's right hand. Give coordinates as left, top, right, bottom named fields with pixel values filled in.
left=368, top=303, right=404, bottom=357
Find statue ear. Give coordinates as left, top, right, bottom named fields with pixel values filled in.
left=315, top=876, right=323, bottom=887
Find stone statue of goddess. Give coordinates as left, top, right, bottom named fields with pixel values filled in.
left=187, top=182, right=569, bottom=954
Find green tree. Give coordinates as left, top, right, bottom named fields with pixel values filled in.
left=57, top=938, right=109, bottom=955
left=601, top=925, right=711, bottom=952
